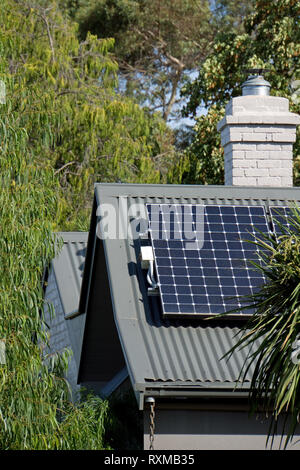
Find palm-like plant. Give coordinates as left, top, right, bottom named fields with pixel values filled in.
left=224, top=205, right=300, bottom=449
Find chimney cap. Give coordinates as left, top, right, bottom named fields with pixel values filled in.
left=242, top=69, right=271, bottom=96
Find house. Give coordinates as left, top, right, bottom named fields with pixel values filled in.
left=44, top=74, right=300, bottom=450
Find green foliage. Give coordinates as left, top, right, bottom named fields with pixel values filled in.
left=182, top=0, right=300, bottom=185
left=1, top=0, right=177, bottom=230
left=75, top=0, right=139, bottom=43
left=57, top=395, right=110, bottom=449
left=181, top=106, right=224, bottom=185
left=224, top=206, right=300, bottom=448
left=105, top=389, right=143, bottom=450
left=0, top=82, right=112, bottom=449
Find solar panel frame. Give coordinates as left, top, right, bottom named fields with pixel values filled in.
left=146, top=203, right=269, bottom=318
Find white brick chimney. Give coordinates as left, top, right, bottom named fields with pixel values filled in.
left=217, top=73, right=300, bottom=186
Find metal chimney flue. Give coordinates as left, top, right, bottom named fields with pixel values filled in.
left=242, top=69, right=271, bottom=96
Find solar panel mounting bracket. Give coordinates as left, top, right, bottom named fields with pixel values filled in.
left=147, top=286, right=159, bottom=296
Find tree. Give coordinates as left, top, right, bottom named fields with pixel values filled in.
left=211, top=0, right=255, bottom=34
left=179, top=105, right=225, bottom=185
left=68, top=0, right=254, bottom=123
left=182, top=0, right=300, bottom=185
left=70, top=0, right=213, bottom=122
left=0, top=43, right=112, bottom=450
left=2, top=0, right=178, bottom=231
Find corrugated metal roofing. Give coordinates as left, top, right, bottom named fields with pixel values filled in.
left=52, top=232, right=88, bottom=317
left=138, top=308, right=256, bottom=384
left=89, top=184, right=300, bottom=402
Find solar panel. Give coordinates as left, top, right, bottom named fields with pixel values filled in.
left=270, top=206, right=298, bottom=237
left=146, top=204, right=269, bottom=318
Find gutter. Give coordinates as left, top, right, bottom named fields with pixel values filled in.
left=136, top=383, right=251, bottom=410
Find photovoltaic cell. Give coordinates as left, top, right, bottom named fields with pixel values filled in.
left=146, top=204, right=269, bottom=317
left=270, top=206, right=298, bottom=237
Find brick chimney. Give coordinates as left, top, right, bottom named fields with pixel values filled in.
left=217, top=72, right=300, bottom=186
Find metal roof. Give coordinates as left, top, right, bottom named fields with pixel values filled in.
left=46, top=232, right=88, bottom=374
left=52, top=232, right=88, bottom=318
left=86, top=183, right=300, bottom=407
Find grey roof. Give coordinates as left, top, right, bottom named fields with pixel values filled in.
left=50, top=231, right=128, bottom=397
left=100, top=367, right=129, bottom=398
left=85, top=183, right=300, bottom=407
left=52, top=232, right=88, bottom=318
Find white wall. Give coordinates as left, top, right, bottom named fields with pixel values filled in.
left=217, top=95, right=300, bottom=186
left=144, top=408, right=300, bottom=450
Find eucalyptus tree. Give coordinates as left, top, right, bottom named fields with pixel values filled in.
left=0, top=59, right=112, bottom=451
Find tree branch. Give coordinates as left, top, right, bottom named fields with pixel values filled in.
left=54, top=161, right=75, bottom=175
left=163, top=69, right=183, bottom=121
left=37, top=9, right=55, bottom=63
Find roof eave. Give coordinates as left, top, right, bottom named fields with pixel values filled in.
left=135, top=381, right=252, bottom=410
